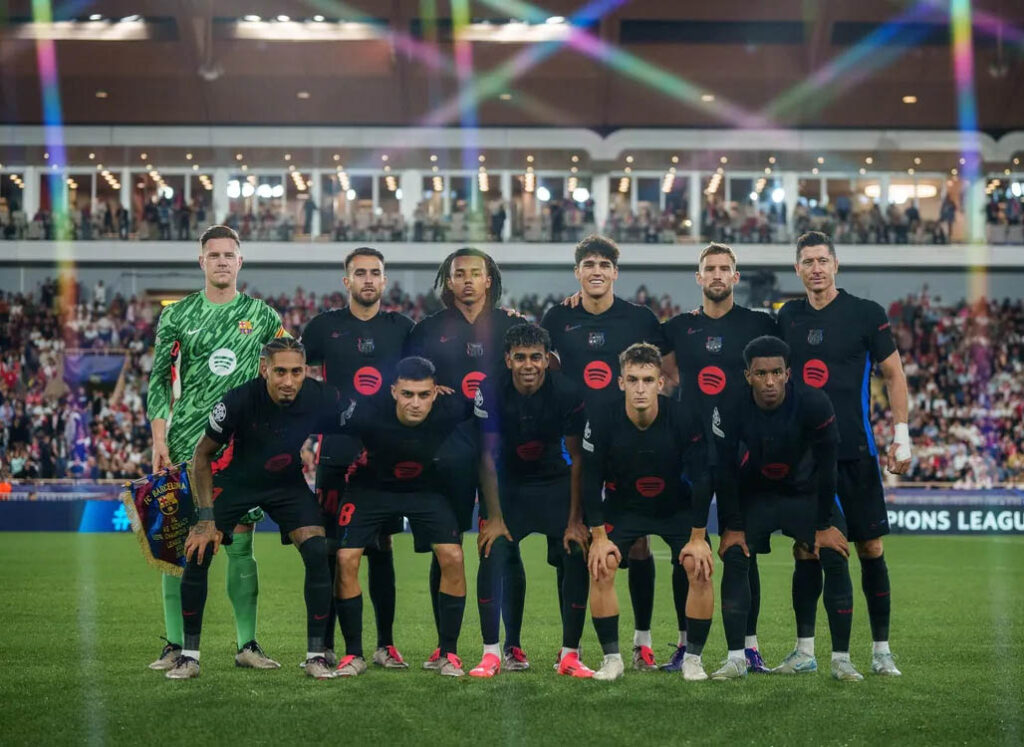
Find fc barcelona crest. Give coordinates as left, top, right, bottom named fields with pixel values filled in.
left=705, top=336, right=723, bottom=354
left=466, top=342, right=485, bottom=358
left=357, top=337, right=375, bottom=355
left=808, top=328, right=824, bottom=346
left=587, top=331, right=605, bottom=348
left=238, top=320, right=254, bottom=335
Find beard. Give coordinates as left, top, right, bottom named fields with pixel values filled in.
left=703, top=285, right=732, bottom=303
left=353, top=288, right=382, bottom=307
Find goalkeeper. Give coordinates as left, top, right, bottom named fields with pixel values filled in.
left=145, top=225, right=288, bottom=671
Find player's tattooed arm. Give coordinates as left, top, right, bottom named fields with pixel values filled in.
left=185, top=434, right=223, bottom=563
left=562, top=435, right=589, bottom=553
left=477, top=433, right=512, bottom=558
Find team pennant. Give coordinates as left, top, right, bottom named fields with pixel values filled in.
left=120, top=463, right=196, bottom=576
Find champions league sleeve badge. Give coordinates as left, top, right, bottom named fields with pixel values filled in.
left=120, top=462, right=197, bottom=576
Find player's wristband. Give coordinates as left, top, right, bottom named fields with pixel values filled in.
left=892, top=422, right=912, bottom=461
left=195, top=507, right=214, bottom=522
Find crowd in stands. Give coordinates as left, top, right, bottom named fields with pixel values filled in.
left=1, top=278, right=1021, bottom=488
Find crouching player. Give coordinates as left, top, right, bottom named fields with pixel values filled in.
left=172, top=338, right=339, bottom=680
left=333, top=357, right=478, bottom=678
left=469, top=324, right=592, bottom=678
left=583, top=343, right=715, bottom=681
left=714, top=336, right=862, bottom=681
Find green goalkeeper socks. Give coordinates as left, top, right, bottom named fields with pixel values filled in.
left=161, top=573, right=184, bottom=647
left=225, top=531, right=260, bottom=649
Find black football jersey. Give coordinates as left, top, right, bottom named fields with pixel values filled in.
left=205, top=377, right=345, bottom=487
left=405, top=306, right=524, bottom=401
left=663, top=304, right=776, bottom=437
left=777, top=290, right=897, bottom=460
left=474, top=369, right=585, bottom=485
left=542, top=297, right=669, bottom=412
left=341, top=393, right=471, bottom=494
left=581, top=395, right=711, bottom=525
left=302, top=307, right=413, bottom=461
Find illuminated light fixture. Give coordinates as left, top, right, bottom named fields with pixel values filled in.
left=625, top=155, right=634, bottom=163
left=140, top=152, right=147, bottom=159
left=624, top=167, right=632, bottom=174
left=816, top=156, right=825, bottom=164
left=715, top=167, right=723, bottom=175
left=384, top=165, right=391, bottom=172
left=812, top=167, right=819, bottom=175
left=618, top=177, right=630, bottom=194
left=572, top=187, right=590, bottom=203
left=256, top=184, right=272, bottom=199
left=338, top=171, right=351, bottom=190
left=546, top=16, right=566, bottom=24
left=902, top=95, right=917, bottom=104
left=499, top=92, right=512, bottom=101
left=433, top=176, right=444, bottom=192
left=346, top=188, right=357, bottom=200
left=526, top=166, right=534, bottom=173
left=701, top=94, right=715, bottom=102
left=95, top=90, right=108, bottom=98
left=771, top=187, right=785, bottom=203
left=381, top=154, right=389, bottom=162
left=120, top=15, right=141, bottom=23
left=865, top=157, right=874, bottom=164
left=88, top=152, right=95, bottom=159
left=1011, top=183, right=1022, bottom=198
left=864, top=183, right=937, bottom=204
left=430, top=154, right=438, bottom=162
left=571, top=155, right=579, bottom=163
left=662, top=173, right=676, bottom=193
left=748, top=191, right=758, bottom=201
left=908, top=168, right=916, bottom=175
left=241, top=164, right=248, bottom=171
left=385, top=175, right=398, bottom=192
left=859, top=168, right=867, bottom=175
left=192, top=164, right=199, bottom=171
left=241, top=182, right=255, bottom=197
left=271, top=184, right=284, bottom=198
left=227, top=180, right=242, bottom=199
left=284, top=153, right=292, bottom=161
left=431, top=165, right=438, bottom=172
left=478, top=155, right=486, bottom=163
left=146, top=164, right=153, bottom=170
left=236, top=153, right=243, bottom=160
left=524, top=172, right=536, bottom=193
left=720, top=156, right=728, bottom=164
left=570, top=166, right=578, bottom=174
left=477, top=171, right=489, bottom=192
left=1014, top=158, right=1020, bottom=166
left=959, top=157, right=966, bottom=165
left=297, top=91, right=310, bottom=99
left=536, top=186, right=551, bottom=202
left=672, top=155, right=679, bottom=164
left=96, top=164, right=103, bottom=170
left=243, top=15, right=261, bottom=22
left=1005, top=168, right=1012, bottom=176
left=768, top=156, right=776, bottom=164
left=764, top=167, right=772, bottom=175
left=43, top=152, right=49, bottom=159
left=914, top=157, right=922, bottom=165
left=89, top=14, right=103, bottom=21
left=288, top=164, right=296, bottom=172
left=312, top=15, right=325, bottom=22
left=277, top=15, right=290, bottom=22
left=951, top=168, right=958, bottom=176
left=334, top=154, right=341, bottom=161
left=567, top=176, right=578, bottom=192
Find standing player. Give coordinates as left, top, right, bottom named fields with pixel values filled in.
left=713, top=336, right=861, bottom=682
left=146, top=225, right=286, bottom=671
left=170, top=339, right=337, bottom=680
left=542, top=235, right=673, bottom=671
left=583, top=343, right=714, bottom=682
left=302, top=247, right=414, bottom=669
left=778, top=231, right=910, bottom=676
left=332, top=357, right=478, bottom=678
left=468, top=324, right=593, bottom=678
left=405, top=248, right=528, bottom=670
left=662, top=243, right=775, bottom=673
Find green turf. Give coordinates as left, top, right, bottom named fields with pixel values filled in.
left=1, top=532, right=1022, bottom=745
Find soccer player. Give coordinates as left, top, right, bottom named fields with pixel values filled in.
left=302, top=247, right=414, bottom=669
left=661, top=242, right=776, bottom=673
left=169, top=338, right=337, bottom=680
left=146, top=225, right=287, bottom=671
left=331, top=357, right=479, bottom=678
left=468, top=323, right=593, bottom=678
left=713, top=335, right=862, bottom=681
left=542, top=235, right=673, bottom=671
left=778, top=231, right=910, bottom=676
left=583, top=343, right=714, bottom=682
left=405, top=248, right=528, bottom=670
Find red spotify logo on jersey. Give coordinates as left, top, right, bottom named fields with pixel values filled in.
left=635, top=476, right=666, bottom=498
left=264, top=453, right=293, bottom=472
left=353, top=366, right=383, bottom=396
left=761, top=463, right=790, bottom=480
left=393, top=461, right=424, bottom=480
left=516, top=440, right=545, bottom=461
left=803, top=359, right=829, bottom=388
left=462, top=371, right=486, bottom=399
left=697, top=365, right=726, bottom=395
left=583, top=360, right=613, bottom=389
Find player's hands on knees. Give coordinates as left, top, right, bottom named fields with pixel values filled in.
left=477, top=516, right=513, bottom=558
left=885, top=442, right=912, bottom=475
left=151, top=441, right=171, bottom=473
left=563, top=520, right=589, bottom=554
left=718, top=529, right=749, bottom=560
left=814, top=526, right=849, bottom=559
left=562, top=291, right=582, bottom=308
left=185, top=521, right=222, bottom=564
left=681, top=540, right=714, bottom=581
left=587, top=536, right=620, bottom=581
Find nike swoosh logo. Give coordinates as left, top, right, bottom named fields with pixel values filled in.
left=182, top=610, right=198, bottom=617
left=187, top=328, right=202, bottom=335
left=687, top=328, right=702, bottom=335
left=564, top=324, right=582, bottom=332
left=440, top=336, right=452, bottom=343
left=240, top=572, right=257, bottom=579
left=314, top=613, right=329, bottom=621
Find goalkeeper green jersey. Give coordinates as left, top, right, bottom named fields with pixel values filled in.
left=147, top=291, right=287, bottom=463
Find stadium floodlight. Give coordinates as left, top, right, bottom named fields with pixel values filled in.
left=226, top=180, right=241, bottom=199
left=346, top=188, right=357, bottom=201
left=256, top=184, right=272, bottom=198
left=241, top=183, right=255, bottom=198
left=276, top=15, right=290, bottom=22
left=120, top=15, right=141, bottom=23
left=771, top=187, right=785, bottom=203
left=243, top=15, right=261, bottom=22
left=89, top=14, right=103, bottom=21
left=271, top=184, right=285, bottom=198
left=572, top=187, right=590, bottom=203
left=536, top=186, right=551, bottom=202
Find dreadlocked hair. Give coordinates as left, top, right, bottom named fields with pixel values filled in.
left=261, top=337, right=306, bottom=361
left=433, top=247, right=503, bottom=309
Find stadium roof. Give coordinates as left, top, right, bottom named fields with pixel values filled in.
left=1, top=0, right=1022, bottom=133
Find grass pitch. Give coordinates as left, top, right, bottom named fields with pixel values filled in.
left=1, top=532, right=1022, bottom=745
